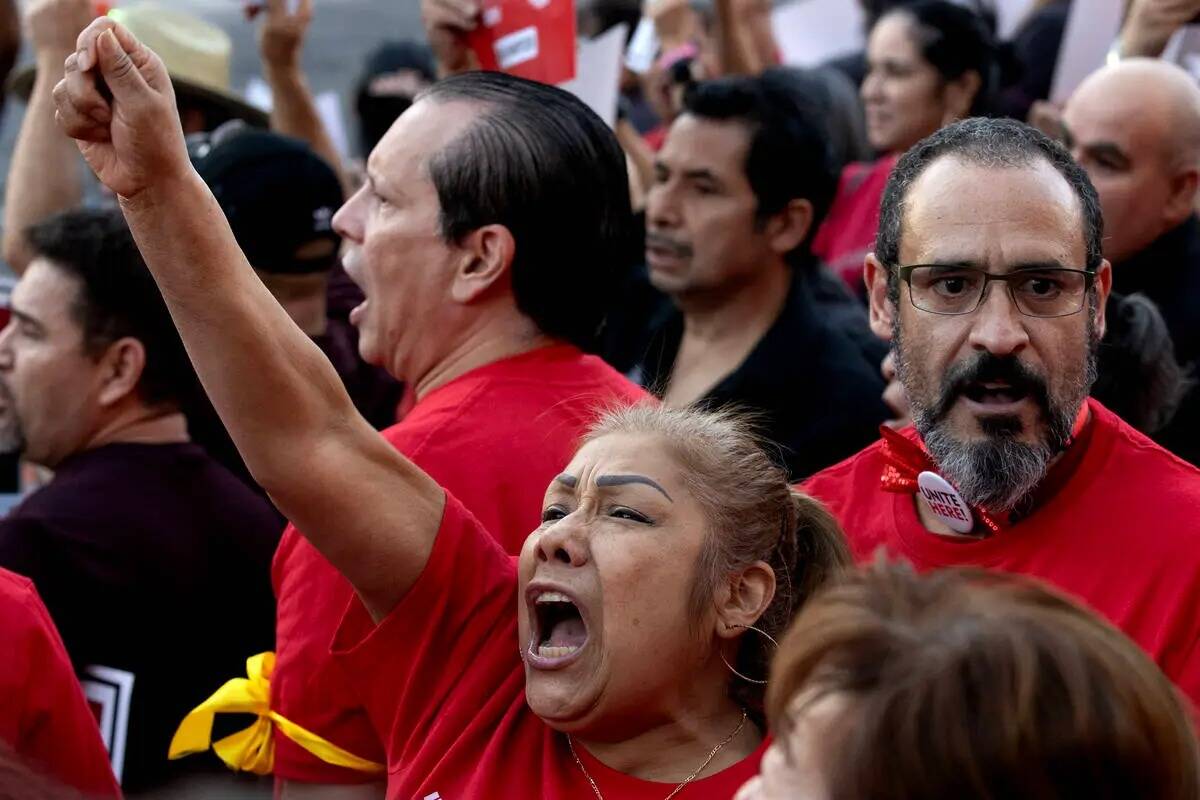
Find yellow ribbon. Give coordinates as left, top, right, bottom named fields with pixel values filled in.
left=168, top=652, right=386, bottom=775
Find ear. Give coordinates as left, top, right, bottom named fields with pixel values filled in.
left=765, top=198, right=815, bottom=258
left=865, top=252, right=897, bottom=341
left=96, top=337, right=147, bottom=408
left=941, top=70, right=982, bottom=124
left=449, top=224, right=517, bottom=304
left=713, top=560, right=776, bottom=641
left=1164, top=168, right=1200, bottom=227
left=1092, top=259, right=1113, bottom=342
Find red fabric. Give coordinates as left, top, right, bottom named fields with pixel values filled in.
left=812, top=154, right=900, bottom=295
left=331, top=493, right=766, bottom=799
left=803, top=398, right=1200, bottom=708
left=643, top=125, right=667, bottom=152
left=271, top=345, right=647, bottom=784
left=0, top=568, right=121, bottom=797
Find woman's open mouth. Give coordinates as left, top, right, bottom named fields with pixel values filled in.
left=525, top=587, right=590, bottom=669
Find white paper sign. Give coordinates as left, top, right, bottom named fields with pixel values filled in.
left=244, top=77, right=352, bottom=159
left=559, top=23, right=628, bottom=128
left=1049, top=0, right=1123, bottom=103
left=772, top=0, right=865, bottom=68
left=625, top=16, right=660, bottom=75
left=1162, top=25, right=1200, bottom=82
left=993, top=0, right=1036, bottom=40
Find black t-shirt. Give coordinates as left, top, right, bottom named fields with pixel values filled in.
left=609, top=267, right=890, bottom=480
left=0, top=442, right=283, bottom=792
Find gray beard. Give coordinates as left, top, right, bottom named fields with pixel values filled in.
left=919, top=424, right=1060, bottom=514
left=895, top=319, right=1097, bottom=515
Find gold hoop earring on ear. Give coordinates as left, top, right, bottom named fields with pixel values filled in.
left=720, top=624, right=780, bottom=685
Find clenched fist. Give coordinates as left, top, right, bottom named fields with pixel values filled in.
left=52, top=17, right=190, bottom=200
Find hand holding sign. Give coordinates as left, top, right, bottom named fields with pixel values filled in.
left=52, top=17, right=190, bottom=200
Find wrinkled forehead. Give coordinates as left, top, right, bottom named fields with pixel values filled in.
left=558, top=432, right=684, bottom=493
left=900, top=156, right=1087, bottom=269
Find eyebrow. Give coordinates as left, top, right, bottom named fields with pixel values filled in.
left=554, top=473, right=578, bottom=488
left=596, top=474, right=673, bottom=501
left=681, top=168, right=722, bottom=187
left=9, top=308, right=43, bottom=331
left=919, top=259, right=1070, bottom=272
left=1081, top=141, right=1131, bottom=168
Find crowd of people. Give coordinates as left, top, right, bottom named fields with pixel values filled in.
left=0, top=0, right=1198, bottom=797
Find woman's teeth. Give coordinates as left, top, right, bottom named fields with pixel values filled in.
left=537, top=643, right=581, bottom=658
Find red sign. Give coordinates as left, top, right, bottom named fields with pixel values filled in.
left=468, top=0, right=577, bottom=85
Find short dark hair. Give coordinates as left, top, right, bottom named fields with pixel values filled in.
left=682, top=71, right=838, bottom=260
left=26, top=208, right=197, bottom=408
left=768, top=561, right=1200, bottom=798
left=876, top=117, right=1104, bottom=302
left=420, top=71, right=635, bottom=352
left=881, top=0, right=999, bottom=116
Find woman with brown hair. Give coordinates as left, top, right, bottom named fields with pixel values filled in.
left=738, top=562, right=1200, bottom=799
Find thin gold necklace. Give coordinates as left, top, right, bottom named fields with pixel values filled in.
left=567, top=710, right=749, bottom=800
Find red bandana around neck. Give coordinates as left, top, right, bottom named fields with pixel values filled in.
left=879, top=403, right=1092, bottom=537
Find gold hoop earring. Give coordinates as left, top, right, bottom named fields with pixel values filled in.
left=720, top=624, right=780, bottom=685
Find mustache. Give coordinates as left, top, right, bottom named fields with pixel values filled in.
left=932, top=352, right=1051, bottom=421
left=645, top=231, right=693, bottom=259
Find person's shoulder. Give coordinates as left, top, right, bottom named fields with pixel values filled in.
left=0, top=567, right=53, bottom=638
left=1095, top=401, right=1200, bottom=499
left=0, top=567, right=35, bottom=606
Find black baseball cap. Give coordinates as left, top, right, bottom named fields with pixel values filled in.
left=188, top=123, right=344, bottom=275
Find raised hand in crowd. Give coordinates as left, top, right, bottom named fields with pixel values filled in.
left=54, top=21, right=188, bottom=200
left=254, top=0, right=349, bottom=192
left=57, top=15, right=442, bottom=618
left=1121, top=0, right=1200, bottom=57
left=1, top=0, right=93, bottom=274
left=421, top=0, right=479, bottom=77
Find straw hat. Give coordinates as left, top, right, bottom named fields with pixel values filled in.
left=7, top=3, right=268, bottom=128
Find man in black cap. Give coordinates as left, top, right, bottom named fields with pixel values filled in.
left=187, top=126, right=403, bottom=483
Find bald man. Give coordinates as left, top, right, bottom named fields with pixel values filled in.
left=1062, top=59, right=1200, bottom=364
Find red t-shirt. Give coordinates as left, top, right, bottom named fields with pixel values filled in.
left=811, top=154, right=900, bottom=296
left=0, top=568, right=121, bottom=797
left=331, top=492, right=767, bottom=799
left=803, top=398, right=1200, bottom=707
left=271, top=345, right=647, bottom=783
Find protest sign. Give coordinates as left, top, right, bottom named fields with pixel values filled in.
left=468, top=0, right=577, bottom=85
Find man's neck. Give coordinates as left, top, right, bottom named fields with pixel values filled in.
left=662, top=264, right=790, bottom=407
left=411, top=314, right=557, bottom=401
left=83, top=408, right=191, bottom=452
left=675, top=263, right=791, bottom=342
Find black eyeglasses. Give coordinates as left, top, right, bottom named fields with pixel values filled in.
left=896, top=264, right=1096, bottom=318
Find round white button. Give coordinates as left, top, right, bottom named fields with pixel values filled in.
left=916, top=471, right=975, bottom=534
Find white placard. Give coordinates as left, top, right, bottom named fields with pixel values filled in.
left=1049, top=0, right=1123, bottom=103
left=625, top=16, right=660, bottom=75
left=243, top=77, right=352, bottom=160
left=559, top=23, right=629, bottom=128
left=1162, top=25, right=1200, bottom=82
left=994, top=0, right=1036, bottom=40
left=772, top=0, right=865, bottom=68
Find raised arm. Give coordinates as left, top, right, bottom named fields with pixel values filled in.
left=256, top=0, right=351, bottom=194
left=54, top=18, right=443, bottom=621
left=2, top=0, right=91, bottom=274
left=713, top=0, right=777, bottom=76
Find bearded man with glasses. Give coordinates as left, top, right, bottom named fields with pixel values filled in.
left=805, top=117, right=1200, bottom=708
